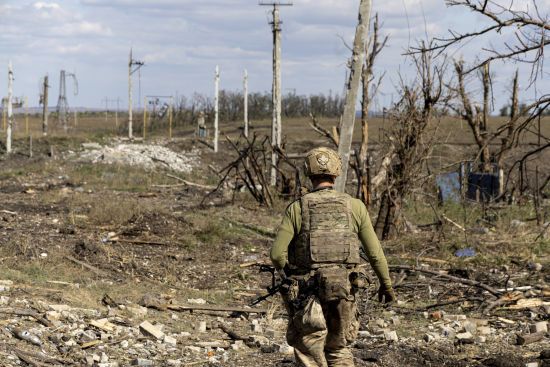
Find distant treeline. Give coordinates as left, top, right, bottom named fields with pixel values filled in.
left=173, top=90, right=344, bottom=125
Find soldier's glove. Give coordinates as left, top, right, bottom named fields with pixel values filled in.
left=378, top=286, right=396, bottom=304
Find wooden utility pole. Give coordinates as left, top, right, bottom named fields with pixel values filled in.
left=41, top=75, right=49, bottom=136
left=116, top=98, right=120, bottom=128
left=214, top=65, right=220, bottom=153
left=169, top=96, right=173, bottom=140
left=25, top=96, right=29, bottom=135
left=103, top=97, right=109, bottom=122
left=6, top=61, right=13, bottom=154
left=143, top=96, right=148, bottom=140
left=260, top=1, right=293, bottom=186
left=335, top=0, right=372, bottom=192
left=244, top=69, right=249, bottom=138
left=128, top=49, right=144, bottom=139
left=2, top=100, right=5, bottom=131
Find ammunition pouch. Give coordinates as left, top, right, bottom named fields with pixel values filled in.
left=349, top=269, right=370, bottom=290
left=291, top=296, right=326, bottom=334
left=315, top=266, right=353, bottom=302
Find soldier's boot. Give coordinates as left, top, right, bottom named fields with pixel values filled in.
left=325, top=347, right=355, bottom=367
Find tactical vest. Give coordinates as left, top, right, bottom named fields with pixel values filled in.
left=288, top=189, right=361, bottom=270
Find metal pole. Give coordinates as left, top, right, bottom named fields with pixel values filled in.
left=6, top=61, right=14, bottom=154
left=104, top=97, right=108, bottom=122
left=214, top=65, right=220, bottom=153
left=128, top=49, right=133, bottom=139
left=244, top=69, right=249, bottom=138
left=335, top=0, right=372, bottom=192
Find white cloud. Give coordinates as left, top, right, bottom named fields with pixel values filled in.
left=33, top=2, right=60, bottom=10
left=0, top=0, right=546, bottom=109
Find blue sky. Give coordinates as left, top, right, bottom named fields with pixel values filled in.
left=0, top=0, right=548, bottom=111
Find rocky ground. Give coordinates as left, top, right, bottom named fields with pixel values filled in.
left=0, top=136, right=548, bottom=367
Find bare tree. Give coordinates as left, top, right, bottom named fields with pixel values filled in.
left=413, top=0, right=550, bottom=198
left=453, top=60, right=492, bottom=172
left=358, top=14, right=387, bottom=204
left=417, top=0, right=550, bottom=81
left=374, top=46, right=448, bottom=240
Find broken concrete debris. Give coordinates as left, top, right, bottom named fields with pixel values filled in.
left=139, top=320, right=164, bottom=340
left=75, top=142, right=200, bottom=173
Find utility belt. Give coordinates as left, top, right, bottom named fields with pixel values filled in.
left=284, top=264, right=370, bottom=310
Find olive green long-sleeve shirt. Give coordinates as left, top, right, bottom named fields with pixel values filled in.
left=270, top=192, right=392, bottom=289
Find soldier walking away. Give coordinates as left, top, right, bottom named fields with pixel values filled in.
left=270, top=147, right=395, bottom=367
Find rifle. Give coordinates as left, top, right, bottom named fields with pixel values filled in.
left=249, top=264, right=291, bottom=306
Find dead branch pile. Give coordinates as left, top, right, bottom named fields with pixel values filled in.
left=203, top=134, right=273, bottom=207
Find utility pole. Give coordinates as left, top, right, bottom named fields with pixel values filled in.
left=214, top=65, right=220, bottom=153
left=335, top=0, right=372, bottom=192
left=244, top=69, right=249, bottom=138
left=25, top=96, right=29, bottom=135
left=41, top=75, right=49, bottom=136
left=128, top=48, right=144, bottom=139
left=116, top=97, right=120, bottom=128
left=103, top=97, right=109, bottom=122
left=57, top=70, right=68, bottom=131
left=169, top=96, right=173, bottom=140
left=6, top=61, right=14, bottom=154
left=2, top=99, right=6, bottom=131
left=260, top=1, right=292, bottom=186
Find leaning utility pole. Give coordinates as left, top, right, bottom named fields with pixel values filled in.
left=335, top=0, right=372, bottom=192
left=41, top=75, right=49, bottom=136
left=128, top=49, right=144, bottom=139
left=243, top=69, right=249, bottom=138
left=6, top=61, right=14, bottom=154
left=260, top=1, right=293, bottom=186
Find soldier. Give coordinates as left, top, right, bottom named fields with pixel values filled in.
left=197, top=111, right=207, bottom=138
left=270, top=147, right=395, bottom=367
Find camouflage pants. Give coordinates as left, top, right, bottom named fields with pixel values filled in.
left=286, top=296, right=359, bottom=367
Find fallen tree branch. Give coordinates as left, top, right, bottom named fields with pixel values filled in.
left=166, top=304, right=267, bottom=314
left=389, top=265, right=501, bottom=297
left=107, top=238, right=171, bottom=246
left=218, top=323, right=249, bottom=341
left=0, top=308, right=52, bottom=327
left=440, top=214, right=466, bottom=232
left=165, top=174, right=216, bottom=190
left=13, top=347, right=71, bottom=366
left=226, top=220, right=275, bottom=239
left=64, top=255, right=108, bottom=277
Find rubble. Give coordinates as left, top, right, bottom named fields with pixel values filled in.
left=139, top=321, right=164, bottom=340
left=75, top=142, right=200, bottom=173
left=530, top=321, right=548, bottom=334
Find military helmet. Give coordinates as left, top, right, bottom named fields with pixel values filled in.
left=304, top=147, right=342, bottom=177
